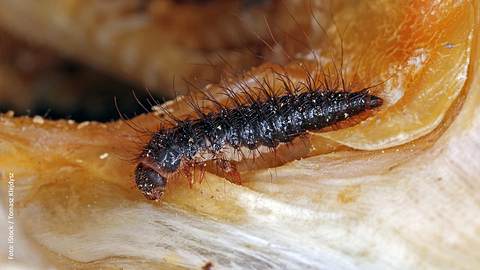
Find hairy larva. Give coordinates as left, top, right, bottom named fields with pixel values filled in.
left=131, top=1, right=386, bottom=201
left=134, top=84, right=383, bottom=200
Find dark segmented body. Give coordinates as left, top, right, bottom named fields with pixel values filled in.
left=135, top=89, right=383, bottom=200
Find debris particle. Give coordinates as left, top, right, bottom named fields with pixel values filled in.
left=202, top=262, right=213, bottom=270
left=77, top=121, right=90, bottom=129
left=33, top=115, right=45, bottom=124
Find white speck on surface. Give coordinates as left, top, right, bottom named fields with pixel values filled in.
left=33, top=116, right=45, bottom=124
left=77, top=121, right=90, bottom=129
left=5, top=110, right=14, bottom=117
left=99, top=153, right=109, bottom=160
left=444, top=42, right=456, bottom=49
left=456, top=69, right=467, bottom=82
left=67, top=120, right=75, bottom=125
left=75, top=159, right=84, bottom=163
left=406, top=48, right=429, bottom=73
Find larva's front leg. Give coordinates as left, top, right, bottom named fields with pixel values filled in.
left=215, top=159, right=242, bottom=185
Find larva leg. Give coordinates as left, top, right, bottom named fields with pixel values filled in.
left=181, top=162, right=195, bottom=188
left=194, top=162, right=207, bottom=184
left=215, top=159, right=241, bottom=184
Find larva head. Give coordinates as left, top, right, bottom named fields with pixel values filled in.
left=135, top=163, right=167, bottom=200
